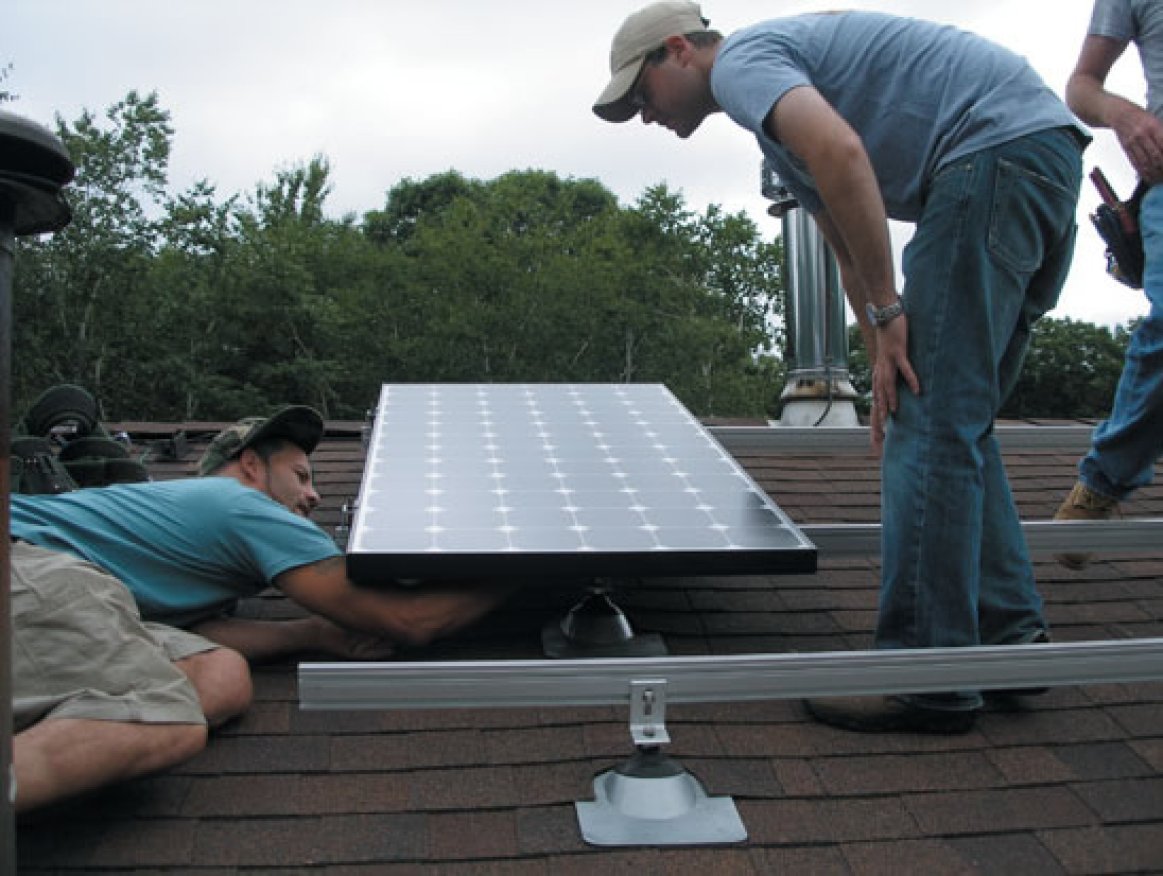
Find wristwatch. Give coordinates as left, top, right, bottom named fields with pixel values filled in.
left=865, top=299, right=904, bottom=328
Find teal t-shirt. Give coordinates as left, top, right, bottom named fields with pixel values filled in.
left=711, top=11, right=1086, bottom=220
left=10, top=477, right=341, bottom=627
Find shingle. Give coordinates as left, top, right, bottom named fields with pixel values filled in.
left=331, top=730, right=487, bottom=771
left=178, top=734, right=333, bottom=774
left=192, top=813, right=428, bottom=866
left=515, top=805, right=591, bottom=856
left=680, top=757, right=784, bottom=798
left=812, top=751, right=1002, bottom=795
left=1071, top=777, right=1163, bottom=823
left=978, top=707, right=1127, bottom=747
left=902, top=787, right=1094, bottom=835
left=297, top=772, right=414, bottom=814
left=426, top=811, right=519, bottom=861
left=986, top=745, right=1077, bottom=785
left=715, top=721, right=829, bottom=759
left=770, top=758, right=827, bottom=797
left=483, top=725, right=588, bottom=766
left=433, top=859, right=552, bottom=876
left=843, top=838, right=981, bottom=875
left=1129, top=738, right=1163, bottom=771
left=510, top=761, right=602, bottom=807
left=18, top=816, right=197, bottom=870
left=946, top=834, right=1066, bottom=874
left=752, top=844, right=850, bottom=874
left=1049, top=741, right=1155, bottom=780
left=1106, top=701, right=1163, bottom=736
left=1039, top=824, right=1163, bottom=874
left=407, top=766, right=521, bottom=811
left=739, top=797, right=921, bottom=843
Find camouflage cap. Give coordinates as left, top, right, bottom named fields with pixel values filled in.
left=198, top=405, right=324, bottom=476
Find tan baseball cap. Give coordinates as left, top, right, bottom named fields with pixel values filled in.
left=593, top=0, right=710, bottom=123
left=198, top=406, right=323, bottom=476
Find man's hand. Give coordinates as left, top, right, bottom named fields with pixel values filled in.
left=1111, top=102, right=1163, bottom=184
left=1068, top=34, right=1163, bottom=182
left=870, top=315, right=920, bottom=454
left=308, top=615, right=397, bottom=660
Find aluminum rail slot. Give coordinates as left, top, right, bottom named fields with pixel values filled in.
left=710, top=425, right=1095, bottom=455
left=802, top=518, right=1163, bottom=557
left=300, top=638, right=1163, bottom=711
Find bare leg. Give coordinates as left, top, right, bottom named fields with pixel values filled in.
left=175, top=647, right=253, bottom=726
left=13, top=718, right=206, bottom=814
left=13, top=649, right=249, bottom=814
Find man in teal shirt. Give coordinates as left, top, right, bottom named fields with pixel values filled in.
left=11, top=406, right=513, bottom=812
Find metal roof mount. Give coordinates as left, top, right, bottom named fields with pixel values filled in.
left=541, top=581, right=667, bottom=658
left=576, top=679, right=747, bottom=846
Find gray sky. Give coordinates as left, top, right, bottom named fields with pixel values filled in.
left=5, top=0, right=1150, bottom=328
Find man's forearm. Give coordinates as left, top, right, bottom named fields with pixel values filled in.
left=1067, top=71, right=1141, bottom=132
left=190, top=617, right=327, bottom=662
left=275, top=556, right=521, bottom=649
left=190, top=615, right=397, bottom=663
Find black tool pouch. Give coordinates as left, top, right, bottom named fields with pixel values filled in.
left=1090, top=167, right=1147, bottom=290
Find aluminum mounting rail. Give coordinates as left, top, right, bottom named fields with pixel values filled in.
left=709, top=425, right=1095, bottom=455
left=300, top=637, right=1163, bottom=711
left=802, top=518, right=1163, bottom=556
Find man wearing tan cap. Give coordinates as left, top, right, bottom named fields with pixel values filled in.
left=9, top=406, right=513, bottom=812
left=596, top=3, right=1087, bottom=733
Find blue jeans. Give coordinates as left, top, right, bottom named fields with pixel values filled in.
left=1079, top=183, right=1163, bottom=500
left=877, top=128, right=1083, bottom=711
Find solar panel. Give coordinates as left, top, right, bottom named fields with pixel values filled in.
left=346, top=384, right=816, bottom=580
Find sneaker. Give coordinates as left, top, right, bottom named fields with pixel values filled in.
left=804, top=695, right=977, bottom=734
left=1053, top=481, right=1119, bottom=570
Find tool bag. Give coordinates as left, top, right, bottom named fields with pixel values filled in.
left=9, top=384, right=150, bottom=495
left=1089, top=167, right=1147, bottom=290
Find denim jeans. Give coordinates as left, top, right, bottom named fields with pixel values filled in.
left=877, top=128, right=1083, bottom=711
left=1079, top=183, right=1163, bottom=500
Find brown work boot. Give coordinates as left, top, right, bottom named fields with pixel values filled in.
left=1053, top=482, right=1119, bottom=570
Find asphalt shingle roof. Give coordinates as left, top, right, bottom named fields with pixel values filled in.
left=14, top=416, right=1163, bottom=873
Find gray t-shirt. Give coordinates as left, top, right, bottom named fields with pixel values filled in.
left=1088, top=0, right=1163, bottom=120
left=711, top=11, right=1085, bottom=220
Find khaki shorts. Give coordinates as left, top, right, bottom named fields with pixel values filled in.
left=11, top=541, right=215, bottom=731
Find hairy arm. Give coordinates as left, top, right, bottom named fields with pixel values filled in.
left=1068, top=33, right=1163, bottom=183
left=190, top=614, right=397, bottom=663
left=273, top=556, right=518, bottom=648
left=768, top=86, right=918, bottom=451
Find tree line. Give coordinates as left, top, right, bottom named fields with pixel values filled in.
left=10, top=92, right=783, bottom=422
left=8, top=89, right=1133, bottom=424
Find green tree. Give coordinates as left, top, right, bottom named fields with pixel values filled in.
left=1001, top=316, right=1129, bottom=419
left=12, top=91, right=789, bottom=421
left=12, top=90, right=173, bottom=417
left=353, top=173, right=785, bottom=417
left=204, top=157, right=365, bottom=418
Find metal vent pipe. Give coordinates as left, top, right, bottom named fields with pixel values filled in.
left=761, top=160, right=859, bottom=426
